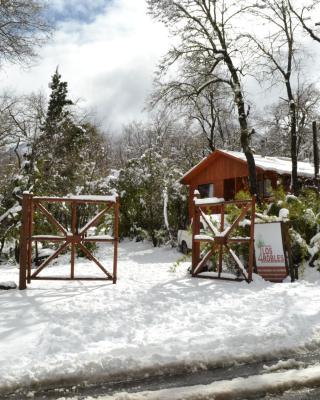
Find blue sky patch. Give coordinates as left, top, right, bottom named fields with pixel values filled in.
left=46, top=0, right=114, bottom=24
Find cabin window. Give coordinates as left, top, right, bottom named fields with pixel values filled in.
left=198, top=183, right=214, bottom=198
left=264, top=179, right=272, bottom=196
left=258, top=179, right=272, bottom=197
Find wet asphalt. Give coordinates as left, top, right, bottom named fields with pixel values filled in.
left=3, top=350, right=320, bottom=400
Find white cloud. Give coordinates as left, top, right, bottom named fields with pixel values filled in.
left=0, top=0, right=170, bottom=133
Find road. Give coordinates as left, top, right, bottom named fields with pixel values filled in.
left=258, top=388, right=320, bottom=399
left=4, top=350, right=320, bottom=399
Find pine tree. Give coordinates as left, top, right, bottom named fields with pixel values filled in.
left=35, top=68, right=86, bottom=195
left=44, top=67, right=73, bottom=134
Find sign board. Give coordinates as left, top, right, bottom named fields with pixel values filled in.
left=254, top=222, right=288, bottom=282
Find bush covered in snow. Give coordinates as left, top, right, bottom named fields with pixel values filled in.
left=264, top=188, right=320, bottom=268
left=113, top=146, right=188, bottom=246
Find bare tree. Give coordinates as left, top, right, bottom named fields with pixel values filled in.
left=247, top=0, right=306, bottom=194
left=147, top=0, right=258, bottom=195
left=0, top=93, right=17, bottom=146
left=113, top=110, right=207, bottom=170
left=0, top=0, right=51, bottom=66
left=255, top=83, right=320, bottom=160
left=288, top=0, right=320, bottom=43
left=150, top=73, right=238, bottom=151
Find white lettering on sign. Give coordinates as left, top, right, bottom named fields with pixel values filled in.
left=254, top=223, right=286, bottom=268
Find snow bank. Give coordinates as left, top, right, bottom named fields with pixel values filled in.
left=1, top=241, right=320, bottom=394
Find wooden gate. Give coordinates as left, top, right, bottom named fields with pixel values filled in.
left=19, top=192, right=119, bottom=290
left=192, top=192, right=256, bottom=282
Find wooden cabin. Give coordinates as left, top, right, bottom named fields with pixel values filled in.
left=180, top=149, right=315, bottom=218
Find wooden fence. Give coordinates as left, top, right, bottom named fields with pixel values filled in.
left=192, top=192, right=256, bottom=282
left=19, top=193, right=119, bottom=289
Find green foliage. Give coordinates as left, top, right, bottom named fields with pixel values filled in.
left=260, top=188, right=320, bottom=267
left=289, top=228, right=309, bottom=265
left=235, top=190, right=251, bottom=201
left=76, top=242, right=97, bottom=258
left=267, top=202, right=282, bottom=217
left=0, top=158, right=26, bottom=252
left=31, top=70, right=110, bottom=199
left=170, top=252, right=190, bottom=272
left=279, top=191, right=318, bottom=244
left=0, top=70, right=113, bottom=260
left=273, top=185, right=286, bottom=203
left=114, top=146, right=188, bottom=247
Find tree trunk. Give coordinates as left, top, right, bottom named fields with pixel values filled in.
left=221, top=51, right=257, bottom=195
left=313, top=121, right=319, bottom=179
left=286, top=81, right=298, bottom=195
left=313, top=121, right=319, bottom=192
left=0, top=238, right=4, bottom=257
left=234, top=87, right=257, bottom=196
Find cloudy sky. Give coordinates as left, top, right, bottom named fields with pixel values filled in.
left=0, top=0, right=170, bottom=133
left=1, top=0, right=320, bottom=135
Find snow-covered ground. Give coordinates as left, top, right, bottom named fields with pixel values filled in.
left=1, top=240, right=320, bottom=394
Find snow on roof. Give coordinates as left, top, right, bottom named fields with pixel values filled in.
left=180, top=149, right=315, bottom=183
left=224, top=150, right=315, bottom=178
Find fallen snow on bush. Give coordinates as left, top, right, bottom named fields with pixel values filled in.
left=1, top=240, right=320, bottom=393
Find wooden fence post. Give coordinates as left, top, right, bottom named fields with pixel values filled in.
left=192, top=190, right=200, bottom=275
left=19, top=192, right=32, bottom=290
left=113, top=196, right=119, bottom=284
left=27, top=194, right=34, bottom=283
left=70, top=201, right=77, bottom=279
left=218, top=203, right=225, bottom=278
left=248, top=195, right=256, bottom=283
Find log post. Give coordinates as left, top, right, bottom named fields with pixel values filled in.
left=113, top=195, right=119, bottom=284
left=19, top=192, right=32, bottom=290
left=218, top=204, right=225, bottom=277
left=248, top=195, right=256, bottom=283
left=27, top=194, right=34, bottom=283
left=70, top=201, right=77, bottom=279
left=313, top=121, right=319, bottom=192
left=192, top=190, right=201, bottom=275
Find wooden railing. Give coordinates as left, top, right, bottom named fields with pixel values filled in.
left=192, top=192, right=256, bottom=282
left=19, top=193, right=119, bottom=289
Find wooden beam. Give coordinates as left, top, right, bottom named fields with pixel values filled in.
left=77, top=242, right=113, bottom=280
left=193, top=249, right=214, bottom=276
left=192, top=191, right=201, bottom=274
left=27, top=196, right=34, bottom=284
left=224, top=203, right=251, bottom=239
left=79, top=204, right=112, bottom=236
left=31, top=235, right=66, bottom=242
left=70, top=201, right=77, bottom=279
left=226, top=245, right=248, bottom=282
left=19, top=192, right=32, bottom=290
left=31, top=241, right=69, bottom=278
left=31, top=277, right=112, bottom=281
left=248, top=196, right=256, bottom=282
left=199, top=207, right=219, bottom=236
left=36, top=202, right=68, bottom=236
left=113, top=198, right=119, bottom=284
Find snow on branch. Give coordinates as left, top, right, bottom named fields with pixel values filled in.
left=0, top=203, right=22, bottom=223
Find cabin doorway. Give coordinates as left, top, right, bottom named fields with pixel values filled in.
left=224, top=178, right=235, bottom=200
